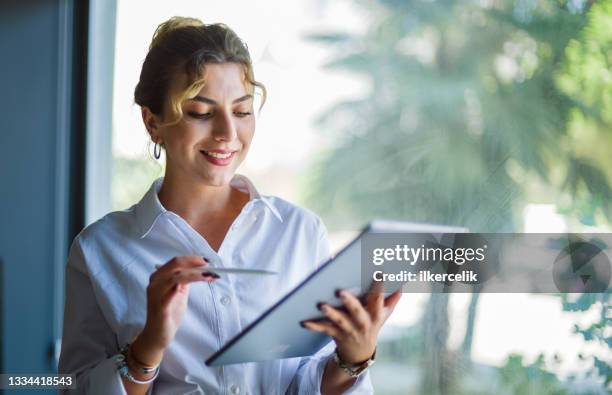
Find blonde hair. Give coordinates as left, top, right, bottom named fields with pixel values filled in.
left=134, top=16, right=267, bottom=127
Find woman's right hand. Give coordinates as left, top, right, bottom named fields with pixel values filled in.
left=130, top=256, right=219, bottom=366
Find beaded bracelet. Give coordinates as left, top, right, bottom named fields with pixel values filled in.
left=127, top=342, right=159, bottom=375
left=115, top=343, right=160, bottom=385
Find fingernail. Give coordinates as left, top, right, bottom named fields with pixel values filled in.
left=202, top=272, right=220, bottom=279
left=202, top=257, right=209, bottom=263
left=299, top=321, right=306, bottom=328
left=317, top=302, right=325, bottom=311
left=154, top=264, right=161, bottom=269
left=335, top=289, right=342, bottom=298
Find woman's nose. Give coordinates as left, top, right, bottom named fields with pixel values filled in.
left=212, top=110, right=238, bottom=142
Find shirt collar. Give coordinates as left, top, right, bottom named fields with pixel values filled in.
left=134, top=174, right=283, bottom=239
left=229, top=174, right=283, bottom=223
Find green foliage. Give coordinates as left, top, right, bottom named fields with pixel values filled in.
left=498, top=354, right=569, bottom=395
left=304, top=0, right=612, bottom=393
left=555, top=0, right=612, bottom=223
left=111, top=156, right=164, bottom=211
left=304, top=0, right=612, bottom=232
left=556, top=0, right=612, bottom=120
left=560, top=291, right=612, bottom=387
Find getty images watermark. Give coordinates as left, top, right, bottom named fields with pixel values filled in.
left=361, top=233, right=612, bottom=293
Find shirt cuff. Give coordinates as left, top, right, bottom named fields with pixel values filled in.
left=82, top=355, right=128, bottom=395
left=340, top=370, right=374, bottom=395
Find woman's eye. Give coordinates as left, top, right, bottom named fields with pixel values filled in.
left=234, top=111, right=252, bottom=118
left=187, top=112, right=213, bottom=120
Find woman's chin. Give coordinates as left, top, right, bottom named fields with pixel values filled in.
left=198, top=170, right=236, bottom=187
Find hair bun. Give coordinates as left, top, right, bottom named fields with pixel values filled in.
left=150, top=16, right=204, bottom=50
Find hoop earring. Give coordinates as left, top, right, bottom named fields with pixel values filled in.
left=153, top=142, right=162, bottom=159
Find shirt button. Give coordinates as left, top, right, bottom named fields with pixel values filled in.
left=229, top=384, right=240, bottom=394
left=220, top=295, right=231, bottom=306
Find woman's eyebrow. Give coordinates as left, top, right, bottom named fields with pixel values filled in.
left=190, top=94, right=253, bottom=105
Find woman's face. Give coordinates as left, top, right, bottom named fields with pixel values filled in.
left=147, top=62, right=256, bottom=187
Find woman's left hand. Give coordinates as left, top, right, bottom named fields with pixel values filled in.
left=301, top=287, right=402, bottom=364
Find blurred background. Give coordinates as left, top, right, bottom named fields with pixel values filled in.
left=1, top=0, right=611, bottom=394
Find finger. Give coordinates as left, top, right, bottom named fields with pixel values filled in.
left=155, top=255, right=208, bottom=274
left=320, top=304, right=355, bottom=337
left=368, top=281, right=384, bottom=294
left=159, top=282, right=182, bottom=306
left=151, top=265, right=216, bottom=283
left=365, top=288, right=385, bottom=322
left=157, top=272, right=220, bottom=306
left=384, top=290, right=402, bottom=308
left=381, top=291, right=402, bottom=321
left=301, top=320, right=341, bottom=338
left=338, top=290, right=371, bottom=329
left=149, top=269, right=219, bottom=293
left=151, top=269, right=218, bottom=297
left=150, top=256, right=208, bottom=282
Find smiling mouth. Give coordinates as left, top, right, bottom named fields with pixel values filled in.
left=201, top=150, right=234, bottom=159
left=200, top=150, right=237, bottom=166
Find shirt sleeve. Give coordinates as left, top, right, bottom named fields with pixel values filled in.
left=285, top=217, right=374, bottom=394
left=58, top=236, right=153, bottom=395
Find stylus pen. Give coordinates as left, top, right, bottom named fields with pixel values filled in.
left=199, top=267, right=278, bottom=275
left=154, top=264, right=278, bottom=276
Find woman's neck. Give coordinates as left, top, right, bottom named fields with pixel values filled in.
left=157, top=172, right=248, bottom=224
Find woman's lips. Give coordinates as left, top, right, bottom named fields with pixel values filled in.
left=200, top=150, right=236, bottom=166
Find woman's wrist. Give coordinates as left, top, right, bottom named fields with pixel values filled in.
left=333, top=346, right=376, bottom=378
left=130, top=330, right=165, bottom=368
left=336, top=343, right=376, bottom=365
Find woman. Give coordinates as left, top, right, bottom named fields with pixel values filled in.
left=58, top=17, right=401, bottom=395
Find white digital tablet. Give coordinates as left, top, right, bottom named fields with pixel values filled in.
left=205, top=219, right=468, bottom=366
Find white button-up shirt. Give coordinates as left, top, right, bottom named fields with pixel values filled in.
left=58, top=175, right=373, bottom=395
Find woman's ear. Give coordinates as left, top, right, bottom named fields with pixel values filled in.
left=141, top=106, right=162, bottom=142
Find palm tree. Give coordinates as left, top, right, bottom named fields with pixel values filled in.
left=305, top=0, right=611, bottom=392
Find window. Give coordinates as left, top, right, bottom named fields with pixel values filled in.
left=105, top=1, right=612, bottom=393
